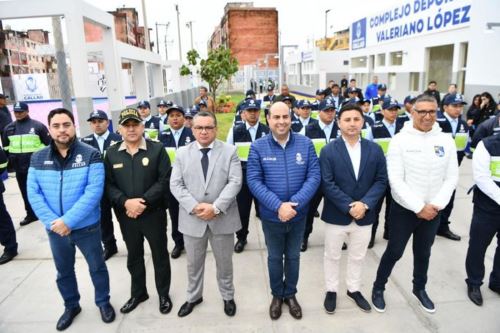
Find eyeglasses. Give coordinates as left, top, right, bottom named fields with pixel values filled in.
left=414, top=109, right=437, bottom=117
left=193, top=126, right=216, bottom=132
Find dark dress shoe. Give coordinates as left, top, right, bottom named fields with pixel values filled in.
left=20, top=216, right=37, bottom=226
left=383, top=231, right=389, bottom=240
left=0, top=251, right=17, bottom=265
left=413, top=289, right=435, bottom=313
left=269, top=296, right=283, bottom=320
left=467, top=286, right=483, bottom=306
left=56, top=306, right=81, bottom=331
left=284, top=296, right=302, bottom=319
left=488, top=284, right=500, bottom=294
left=171, top=244, right=184, bottom=259
left=177, top=298, right=203, bottom=317
left=314, top=210, right=320, bottom=217
left=300, top=239, right=308, bottom=252
left=159, top=295, right=173, bottom=314
left=99, top=303, right=116, bottom=323
left=347, top=291, right=371, bottom=312
left=324, top=292, right=337, bottom=314
left=103, top=247, right=118, bottom=261
left=120, top=294, right=149, bottom=313
left=224, top=299, right=236, bottom=316
left=372, top=289, right=386, bottom=313
left=437, top=229, right=461, bottom=241
left=234, top=239, right=247, bottom=253
left=342, top=243, right=348, bottom=250
left=368, top=236, right=375, bottom=249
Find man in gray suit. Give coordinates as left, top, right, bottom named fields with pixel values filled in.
left=170, top=111, right=242, bottom=317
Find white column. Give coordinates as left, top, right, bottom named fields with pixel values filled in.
left=102, top=27, right=125, bottom=114
left=150, top=63, right=164, bottom=98
left=132, top=61, right=149, bottom=101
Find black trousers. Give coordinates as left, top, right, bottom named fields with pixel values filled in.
left=117, top=209, right=171, bottom=298
left=304, top=189, right=323, bottom=241
left=100, top=197, right=116, bottom=249
left=372, top=187, right=393, bottom=239
left=0, top=192, right=17, bottom=254
left=373, top=200, right=440, bottom=291
left=438, top=190, right=456, bottom=233
left=16, top=172, right=37, bottom=219
left=236, top=174, right=259, bottom=242
left=167, top=192, right=183, bottom=247
left=465, top=206, right=500, bottom=288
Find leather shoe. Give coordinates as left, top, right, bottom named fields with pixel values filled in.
left=413, top=289, right=435, bottom=313
left=159, top=295, right=173, bottom=314
left=284, top=296, right=302, bottom=319
left=324, top=292, right=336, bottom=314
left=99, top=303, right=115, bottom=323
left=56, top=306, right=81, bottom=331
left=103, top=247, right=118, bottom=261
left=171, top=244, right=184, bottom=259
left=314, top=210, right=320, bottom=217
left=437, top=229, right=461, bottom=241
left=234, top=239, right=247, bottom=253
left=178, top=298, right=203, bottom=317
left=20, top=216, right=37, bottom=226
left=347, top=291, right=371, bottom=312
left=467, top=286, right=483, bottom=306
left=0, top=251, right=17, bottom=265
left=300, top=239, right=308, bottom=252
left=120, top=294, right=149, bottom=313
left=368, top=235, right=375, bottom=249
left=488, top=285, right=500, bottom=294
left=371, top=289, right=386, bottom=313
left=269, top=296, right=283, bottom=320
left=224, top=299, right=236, bottom=316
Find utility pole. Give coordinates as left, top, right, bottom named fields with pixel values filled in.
left=325, top=9, right=331, bottom=39
left=52, top=16, right=72, bottom=112
left=141, top=0, right=151, bottom=50
left=186, top=21, right=194, bottom=50
left=155, top=22, right=160, bottom=53
left=175, top=4, right=182, bottom=60
left=156, top=22, right=170, bottom=60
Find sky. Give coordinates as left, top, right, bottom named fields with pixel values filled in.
left=1, top=0, right=402, bottom=60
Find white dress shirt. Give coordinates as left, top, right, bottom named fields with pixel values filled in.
left=342, top=136, right=361, bottom=180
left=443, top=112, right=459, bottom=135
left=93, top=130, right=110, bottom=154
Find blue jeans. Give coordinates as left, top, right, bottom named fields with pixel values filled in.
left=47, top=223, right=110, bottom=309
left=261, top=218, right=305, bottom=298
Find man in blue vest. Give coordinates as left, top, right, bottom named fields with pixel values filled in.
left=465, top=133, right=500, bottom=306
left=159, top=104, right=195, bottom=259
left=81, top=110, right=122, bottom=260
left=436, top=93, right=469, bottom=241
left=227, top=99, right=269, bottom=253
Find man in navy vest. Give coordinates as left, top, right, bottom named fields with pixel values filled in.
left=301, top=98, right=339, bottom=251
left=159, top=104, right=195, bottom=259
left=82, top=110, right=122, bottom=260
left=227, top=99, right=269, bottom=253
left=157, top=99, right=173, bottom=132
left=436, top=93, right=469, bottom=241
left=320, top=104, right=387, bottom=314
left=465, top=133, right=500, bottom=306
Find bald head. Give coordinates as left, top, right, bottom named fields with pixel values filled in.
left=268, top=101, right=289, bottom=117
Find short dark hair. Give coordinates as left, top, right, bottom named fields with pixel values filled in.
left=428, top=80, right=437, bottom=85
left=193, top=111, right=217, bottom=127
left=413, top=94, right=438, bottom=107
left=332, top=83, right=340, bottom=88
left=350, top=78, right=356, bottom=82
left=200, top=86, right=208, bottom=92
left=337, top=104, right=364, bottom=119
left=48, top=108, right=74, bottom=125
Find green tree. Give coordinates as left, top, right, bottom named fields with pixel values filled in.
left=180, top=47, right=239, bottom=107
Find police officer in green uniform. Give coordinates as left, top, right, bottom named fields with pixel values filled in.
left=226, top=99, right=269, bottom=253
left=2, top=102, right=50, bottom=226
left=435, top=93, right=469, bottom=241
left=159, top=104, right=195, bottom=259
left=104, top=108, right=172, bottom=315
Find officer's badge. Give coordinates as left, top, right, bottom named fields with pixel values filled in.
left=261, top=132, right=266, bottom=138
left=29, top=127, right=35, bottom=134
left=185, top=136, right=191, bottom=143
left=434, top=146, right=445, bottom=157
left=150, top=123, right=155, bottom=128
left=142, top=157, right=149, bottom=166
left=296, top=152, right=305, bottom=165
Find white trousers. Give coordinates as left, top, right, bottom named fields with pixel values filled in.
left=324, top=222, right=371, bottom=292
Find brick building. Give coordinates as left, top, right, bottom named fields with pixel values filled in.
left=208, top=2, right=278, bottom=69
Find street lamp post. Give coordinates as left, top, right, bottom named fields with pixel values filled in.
left=155, top=22, right=170, bottom=60
left=325, top=9, right=331, bottom=39
left=186, top=21, right=194, bottom=50
left=175, top=4, right=182, bottom=60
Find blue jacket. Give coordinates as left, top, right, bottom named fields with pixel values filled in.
left=247, top=132, right=320, bottom=223
left=27, top=139, right=104, bottom=230
left=320, top=137, right=388, bottom=226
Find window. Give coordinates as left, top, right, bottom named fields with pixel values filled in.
left=390, top=51, right=403, bottom=66
left=388, top=72, right=397, bottom=90
left=409, top=72, right=420, bottom=91
left=377, top=53, right=386, bottom=66
left=351, top=56, right=367, bottom=68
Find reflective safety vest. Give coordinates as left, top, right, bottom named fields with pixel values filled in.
left=473, top=134, right=500, bottom=213
left=5, top=133, right=44, bottom=153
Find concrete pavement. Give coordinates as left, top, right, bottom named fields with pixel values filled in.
left=0, top=158, right=499, bottom=333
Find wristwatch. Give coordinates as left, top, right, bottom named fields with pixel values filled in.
left=213, top=204, right=221, bottom=215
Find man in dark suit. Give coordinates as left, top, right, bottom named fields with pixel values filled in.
left=159, top=104, right=195, bottom=259
left=320, top=104, right=388, bottom=314
left=82, top=110, right=122, bottom=260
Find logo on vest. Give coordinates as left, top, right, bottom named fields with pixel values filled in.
left=185, top=136, right=191, bottom=143
left=72, top=154, right=86, bottom=167
left=29, top=127, right=35, bottom=134
left=434, top=146, right=445, bottom=157
left=150, top=122, right=155, bottom=129
left=296, top=153, right=305, bottom=165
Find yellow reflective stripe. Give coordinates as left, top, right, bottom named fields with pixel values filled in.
left=3, top=146, right=9, bottom=151
left=144, top=129, right=159, bottom=141
left=0, top=162, right=7, bottom=169
left=311, top=138, right=326, bottom=157
left=491, top=157, right=500, bottom=181
left=310, top=111, right=319, bottom=120
left=454, top=133, right=468, bottom=151
left=373, top=138, right=391, bottom=155
left=235, top=142, right=251, bottom=161
left=165, top=147, right=176, bottom=164
left=361, top=128, right=369, bottom=139
left=7, top=134, right=45, bottom=153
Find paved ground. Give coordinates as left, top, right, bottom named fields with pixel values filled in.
left=0, top=158, right=499, bottom=333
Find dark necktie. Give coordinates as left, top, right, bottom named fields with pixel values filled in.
left=201, top=148, right=210, bottom=181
